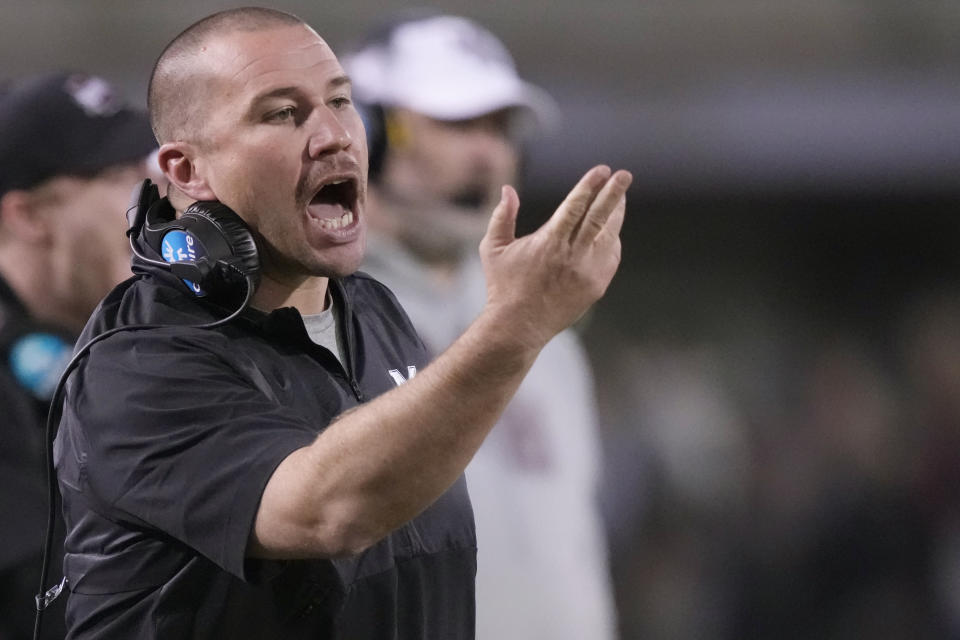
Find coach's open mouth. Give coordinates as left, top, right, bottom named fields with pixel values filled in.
left=307, top=177, right=359, bottom=230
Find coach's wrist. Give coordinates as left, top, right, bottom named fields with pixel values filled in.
left=466, top=304, right=552, bottom=363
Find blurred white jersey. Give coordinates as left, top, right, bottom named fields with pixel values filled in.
left=363, top=233, right=618, bottom=640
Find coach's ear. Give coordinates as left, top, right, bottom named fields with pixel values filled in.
left=157, top=142, right=216, bottom=202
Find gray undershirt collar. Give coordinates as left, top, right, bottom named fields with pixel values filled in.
left=301, top=295, right=344, bottom=367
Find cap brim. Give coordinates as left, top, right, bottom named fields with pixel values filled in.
left=409, top=79, right=561, bottom=135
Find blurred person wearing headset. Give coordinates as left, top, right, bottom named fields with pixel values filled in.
left=345, top=14, right=618, bottom=639
left=0, top=71, right=158, bottom=639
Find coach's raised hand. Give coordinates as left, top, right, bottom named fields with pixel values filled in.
left=479, top=165, right=632, bottom=351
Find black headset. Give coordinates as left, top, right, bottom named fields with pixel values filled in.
left=126, top=179, right=261, bottom=301
left=33, top=181, right=260, bottom=640
left=357, top=101, right=388, bottom=183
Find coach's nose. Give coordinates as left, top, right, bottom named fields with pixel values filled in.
left=308, top=109, right=352, bottom=158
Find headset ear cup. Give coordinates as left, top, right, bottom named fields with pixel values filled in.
left=179, top=202, right=261, bottom=298
left=358, top=102, right=387, bottom=182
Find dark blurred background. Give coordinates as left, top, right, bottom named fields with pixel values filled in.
left=5, top=1, right=960, bottom=638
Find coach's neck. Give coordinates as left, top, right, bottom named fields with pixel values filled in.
left=253, top=272, right=330, bottom=315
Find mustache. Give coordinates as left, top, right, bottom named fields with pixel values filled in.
left=294, top=158, right=364, bottom=205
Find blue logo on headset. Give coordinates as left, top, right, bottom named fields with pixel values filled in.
left=161, top=230, right=207, bottom=296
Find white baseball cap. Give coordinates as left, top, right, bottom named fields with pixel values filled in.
left=345, top=15, right=559, bottom=132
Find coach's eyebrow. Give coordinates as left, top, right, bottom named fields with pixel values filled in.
left=249, top=76, right=349, bottom=104
left=252, top=85, right=304, bottom=102
left=328, top=74, right=351, bottom=90
left=244, top=85, right=304, bottom=116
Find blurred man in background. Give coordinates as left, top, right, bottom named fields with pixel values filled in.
left=346, top=14, right=618, bottom=639
left=0, top=71, right=158, bottom=638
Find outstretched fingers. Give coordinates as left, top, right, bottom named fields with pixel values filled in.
left=545, top=165, right=612, bottom=239
left=604, top=195, right=627, bottom=244
left=574, top=170, right=632, bottom=250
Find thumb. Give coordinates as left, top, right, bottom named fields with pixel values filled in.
left=483, top=185, right=520, bottom=249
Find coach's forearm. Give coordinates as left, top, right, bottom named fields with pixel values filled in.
left=250, top=304, right=540, bottom=558
left=250, top=165, right=630, bottom=559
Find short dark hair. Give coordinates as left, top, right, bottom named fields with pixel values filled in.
left=148, top=7, right=305, bottom=145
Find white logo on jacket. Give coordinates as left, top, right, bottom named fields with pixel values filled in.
left=388, top=366, right=417, bottom=386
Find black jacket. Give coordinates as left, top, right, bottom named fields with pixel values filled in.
left=54, top=254, right=476, bottom=639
